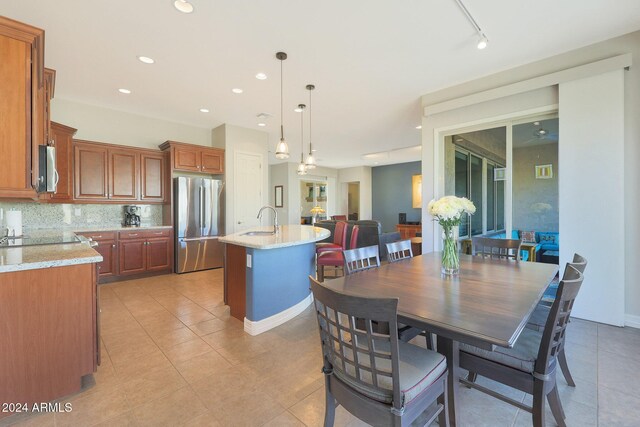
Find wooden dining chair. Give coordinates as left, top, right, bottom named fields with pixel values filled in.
left=331, top=215, right=347, bottom=220
left=317, top=225, right=359, bottom=281
left=343, top=245, right=380, bottom=275
left=309, top=277, right=449, bottom=427
left=317, top=221, right=348, bottom=254
left=526, top=253, right=588, bottom=387
left=386, top=240, right=413, bottom=263
left=472, top=236, right=522, bottom=261
left=384, top=239, right=434, bottom=348
left=460, top=263, right=584, bottom=427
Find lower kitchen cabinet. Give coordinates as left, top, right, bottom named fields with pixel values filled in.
left=118, top=239, right=147, bottom=275
left=147, top=238, right=172, bottom=271
left=78, top=228, right=172, bottom=282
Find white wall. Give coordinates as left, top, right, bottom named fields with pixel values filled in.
left=559, top=70, right=625, bottom=325
left=338, top=166, right=372, bottom=220
left=52, top=98, right=211, bottom=149
left=421, top=30, right=640, bottom=326
left=213, top=124, right=269, bottom=234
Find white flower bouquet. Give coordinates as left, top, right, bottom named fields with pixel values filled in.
left=428, top=196, right=476, bottom=275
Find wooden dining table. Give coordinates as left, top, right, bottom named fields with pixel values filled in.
left=322, top=251, right=559, bottom=426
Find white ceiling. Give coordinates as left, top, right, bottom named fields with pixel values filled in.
left=3, top=1, right=640, bottom=168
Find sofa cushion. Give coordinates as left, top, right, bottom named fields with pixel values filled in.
left=537, top=232, right=559, bottom=245
left=521, top=231, right=536, bottom=243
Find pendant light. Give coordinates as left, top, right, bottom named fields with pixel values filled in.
left=297, top=104, right=307, bottom=175
left=274, top=52, right=290, bottom=159
left=304, top=84, right=317, bottom=169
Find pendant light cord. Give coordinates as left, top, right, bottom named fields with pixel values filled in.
left=280, top=58, right=284, bottom=140
left=301, top=107, right=304, bottom=162
left=308, top=87, right=313, bottom=153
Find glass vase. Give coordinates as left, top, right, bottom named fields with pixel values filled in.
left=441, top=226, right=459, bottom=276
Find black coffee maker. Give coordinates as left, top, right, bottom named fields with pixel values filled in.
left=124, top=205, right=141, bottom=227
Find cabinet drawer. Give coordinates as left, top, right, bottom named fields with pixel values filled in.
left=119, top=228, right=171, bottom=240
left=79, top=231, right=116, bottom=242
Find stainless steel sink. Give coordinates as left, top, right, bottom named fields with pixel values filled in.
left=242, top=231, right=276, bottom=236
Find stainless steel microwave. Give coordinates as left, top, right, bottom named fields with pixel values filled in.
left=37, top=145, right=58, bottom=193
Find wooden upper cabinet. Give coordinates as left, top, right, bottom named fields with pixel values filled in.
left=160, top=141, right=224, bottom=174
left=0, top=17, right=44, bottom=199
left=140, top=152, right=166, bottom=202
left=201, top=149, right=224, bottom=173
left=74, top=142, right=108, bottom=200
left=109, top=149, right=138, bottom=200
left=72, top=140, right=167, bottom=204
left=174, top=146, right=200, bottom=172
left=48, top=122, right=77, bottom=201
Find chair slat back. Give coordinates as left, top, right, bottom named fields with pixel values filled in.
left=386, top=239, right=413, bottom=263
left=344, top=245, right=380, bottom=275
left=535, top=262, right=585, bottom=376
left=310, top=277, right=402, bottom=411
left=334, top=221, right=348, bottom=249
left=472, top=236, right=522, bottom=261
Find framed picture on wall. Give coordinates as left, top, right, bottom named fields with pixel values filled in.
left=535, top=164, right=553, bottom=179
left=274, top=185, right=284, bottom=207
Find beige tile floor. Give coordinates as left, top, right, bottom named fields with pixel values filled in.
left=2, top=269, right=639, bottom=426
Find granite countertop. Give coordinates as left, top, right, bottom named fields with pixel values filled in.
left=220, top=225, right=330, bottom=250
left=74, top=225, right=172, bottom=232
left=0, top=241, right=102, bottom=273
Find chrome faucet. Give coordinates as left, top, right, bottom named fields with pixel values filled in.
left=257, top=205, right=279, bottom=233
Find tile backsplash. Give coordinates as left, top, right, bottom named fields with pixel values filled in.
left=0, top=202, right=163, bottom=230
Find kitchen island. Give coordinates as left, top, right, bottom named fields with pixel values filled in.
left=220, top=225, right=329, bottom=335
left=0, top=236, right=101, bottom=419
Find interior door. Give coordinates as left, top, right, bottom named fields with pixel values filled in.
left=233, top=152, right=263, bottom=232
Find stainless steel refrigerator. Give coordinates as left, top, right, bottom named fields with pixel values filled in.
left=175, top=176, right=225, bottom=273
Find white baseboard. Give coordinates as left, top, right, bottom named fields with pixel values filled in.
left=244, top=293, right=314, bottom=336
left=625, top=314, right=640, bottom=329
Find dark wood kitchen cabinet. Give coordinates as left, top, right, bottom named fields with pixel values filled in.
left=160, top=140, right=224, bottom=174
left=109, top=149, right=138, bottom=200
left=74, top=142, right=109, bottom=200
left=147, top=238, right=172, bottom=271
left=0, top=16, right=45, bottom=199
left=77, top=231, right=118, bottom=279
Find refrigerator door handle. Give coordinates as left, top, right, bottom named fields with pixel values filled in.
left=179, top=236, right=220, bottom=242
left=200, top=185, right=206, bottom=231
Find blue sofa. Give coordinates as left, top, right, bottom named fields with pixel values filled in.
left=488, top=230, right=559, bottom=262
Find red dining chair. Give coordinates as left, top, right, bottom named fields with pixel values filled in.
left=317, top=225, right=359, bottom=281
left=316, top=221, right=348, bottom=254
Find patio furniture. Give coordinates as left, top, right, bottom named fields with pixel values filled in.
left=309, top=277, right=450, bottom=427
left=460, top=263, right=584, bottom=427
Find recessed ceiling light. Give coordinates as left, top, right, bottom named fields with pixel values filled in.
left=312, top=149, right=317, bottom=152
left=257, top=123, right=266, bottom=127
left=137, top=56, right=154, bottom=64
left=456, top=138, right=464, bottom=142
left=255, top=73, right=267, bottom=80
left=416, top=125, right=422, bottom=130
left=199, top=108, right=209, bottom=113
left=174, top=0, right=194, bottom=13
left=118, top=88, right=131, bottom=94
left=533, top=121, right=540, bottom=126
left=232, top=88, right=243, bottom=94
